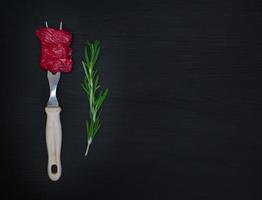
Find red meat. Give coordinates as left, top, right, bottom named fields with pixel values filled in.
left=36, top=27, right=72, bottom=73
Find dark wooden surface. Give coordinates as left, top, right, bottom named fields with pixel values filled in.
left=2, top=0, right=262, bottom=199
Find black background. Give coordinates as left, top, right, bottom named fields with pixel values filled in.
left=2, top=0, right=262, bottom=199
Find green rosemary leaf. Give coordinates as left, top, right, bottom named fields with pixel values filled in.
left=95, top=85, right=100, bottom=91
left=95, top=88, right=108, bottom=111
left=81, top=83, right=89, bottom=95
left=84, top=47, right=90, bottom=65
left=90, top=45, right=95, bottom=62
left=82, top=61, right=89, bottom=78
left=94, top=75, right=99, bottom=90
left=94, top=121, right=100, bottom=137
left=93, top=119, right=99, bottom=134
left=93, top=47, right=100, bottom=65
left=92, top=70, right=97, bottom=78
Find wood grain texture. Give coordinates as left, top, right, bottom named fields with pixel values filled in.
left=2, top=0, right=262, bottom=199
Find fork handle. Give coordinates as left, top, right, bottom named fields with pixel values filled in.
left=45, top=107, right=62, bottom=181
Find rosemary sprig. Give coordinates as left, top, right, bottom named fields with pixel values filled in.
left=81, top=40, right=108, bottom=156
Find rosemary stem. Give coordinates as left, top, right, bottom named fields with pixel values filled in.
left=89, top=68, right=95, bottom=119
left=85, top=138, right=92, bottom=156
left=82, top=41, right=108, bottom=156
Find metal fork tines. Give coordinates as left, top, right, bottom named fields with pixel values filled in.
left=47, top=71, right=60, bottom=107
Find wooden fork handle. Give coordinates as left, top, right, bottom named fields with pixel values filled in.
left=45, top=107, right=62, bottom=181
